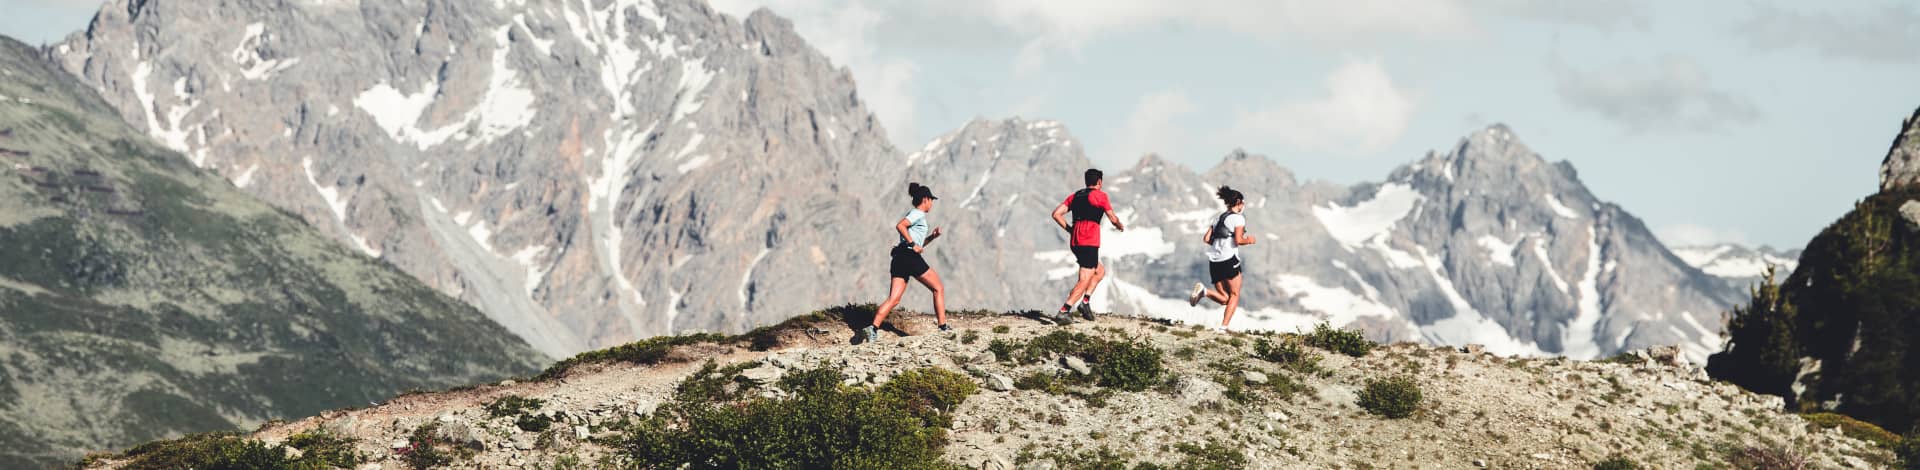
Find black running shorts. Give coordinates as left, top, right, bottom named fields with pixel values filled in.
left=1208, top=257, right=1242, bottom=284
left=1071, top=246, right=1100, bottom=269
left=890, top=245, right=930, bottom=279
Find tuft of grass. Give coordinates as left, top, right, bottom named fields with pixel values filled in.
left=1897, top=428, right=1920, bottom=469
left=993, top=325, right=1012, bottom=334
left=960, top=329, right=980, bottom=345
left=1726, top=446, right=1807, bottom=470
left=1593, top=454, right=1641, bottom=470
left=1172, top=442, right=1247, bottom=470
left=538, top=333, right=726, bottom=380
left=1302, top=323, right=1374, bottom=357
left=1253, top=337, right=1323, bottom=374
left=1357, top=376, right=1422, bottom=419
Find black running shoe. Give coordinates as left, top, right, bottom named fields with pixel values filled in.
left=1052, top=310, right=1075, bottom=325
left=938, top=323, right=952, bottom=332
left=1077, top=303, right=1095, bottom=321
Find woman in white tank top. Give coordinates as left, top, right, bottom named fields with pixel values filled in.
left=1189, top=186, right=1255, bottom=328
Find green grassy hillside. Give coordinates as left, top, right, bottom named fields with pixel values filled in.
left=0, top=36, right=544, bottom=468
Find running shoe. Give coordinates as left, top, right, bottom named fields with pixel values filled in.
left=1188, top=282, right=1206, bottom=306
left=938, top=323, right=953, bottom=332
left=861, top=325, right=880, bottom=344
left=1076, top=302, right=1095, bottom=321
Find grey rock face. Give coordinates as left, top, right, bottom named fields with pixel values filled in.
left=55, top=0, right=900, bottom=356
left=1884, top=107, right=1920, bottom=192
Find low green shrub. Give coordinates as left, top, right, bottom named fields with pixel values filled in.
left=615, top=366, right=976, bottom=469
left=1800, top=412, right=1900, bottom=449
left=399, top=423, right=463, bottom=470
left=1897, top=428, right=1920, bottom=470
left=1172, top=442, right=1247, bottom=470
left=1015, top=371, right=1068, bottom=395
left=102, top=430, right=362, bottom=470
left=1357, top=376, right=1422, bottom=419
left=116, top=433, right=285, bottom=470
left=1302, top=323, right=1374, bottom=357
left=1593, top=454, right=1640, bottom=470
left=1253, top=337, right=1322, bottom=374
left=484, top=395, right=545, bottom=418
left=998, top=331, right=1165, bottom=392
left=282, top=429, right=363, bottom=468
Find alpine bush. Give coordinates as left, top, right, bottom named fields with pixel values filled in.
left=1302, top=322, right=1374, bottom=357
left=616, top=366, right=975, bottom=469
left=1357, top=376, right=1422, bottom=419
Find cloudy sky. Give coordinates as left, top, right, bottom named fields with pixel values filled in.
left=5, top=0, right=1918, bottom=249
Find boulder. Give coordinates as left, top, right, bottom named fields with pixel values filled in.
left=739, top=365, right=783, bottom=385
left=434, top=421, right=485, bottom=450
left=986, top=374, right=1015, bottom=392
left=1061, top=356, right=1091, bottom=376
left=1241, top=370, right=1269, bottom=385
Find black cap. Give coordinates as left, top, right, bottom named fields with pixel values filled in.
left=909, top=183, right=938, bottom=200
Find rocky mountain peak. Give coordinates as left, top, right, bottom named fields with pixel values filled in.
left=1203, top=148, right=1296, bottom=191
left=1882, top=106, right=1920, bottom=192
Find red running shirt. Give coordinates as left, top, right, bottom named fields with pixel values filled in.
left=1061, top=189, right=1112, bottom=247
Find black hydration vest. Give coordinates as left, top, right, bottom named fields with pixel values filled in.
left=1210, top=212, right=1233, bottom=243
left=1069, top=189, right=1102, bottom=223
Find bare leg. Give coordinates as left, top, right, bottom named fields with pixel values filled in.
left=1203, top=280, right=1231, bottom=305
left=1085, top=263, right=1107, bottom=303
left=914, top=269, right=947, bottom=325
left=1220, top=275, right=1243, bottom=327
left=1063, top=266, right=1097, bottom=307
left=873, top=277, right=909, bottom=327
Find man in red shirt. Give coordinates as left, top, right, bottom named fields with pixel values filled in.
left=1049, top=168, right=1124, bottom=324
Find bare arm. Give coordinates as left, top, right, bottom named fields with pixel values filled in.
left=1052, top=203, right=1072, bottom=232
left=1234, top=225, right=1255, bottom=246
left=924, top=227, right=943, bottom=246
left=1105, top=209, right=1125, bottom=232
left=1202, top=225, right=1214, bottom=244
left=895, top=217, right=921, bottom=252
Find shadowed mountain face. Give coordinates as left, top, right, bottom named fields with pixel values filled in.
left=0, top=36, right=542, bottom=468
left=906, top=120, right=1744, bottom=362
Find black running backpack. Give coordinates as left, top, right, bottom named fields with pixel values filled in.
left=1069, top=189, right=1103, bottom=223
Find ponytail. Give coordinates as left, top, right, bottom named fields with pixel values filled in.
left=1215, top=186, right=1244, bottom=207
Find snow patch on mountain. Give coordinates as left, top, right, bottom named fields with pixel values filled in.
left=1314, top=183, right=1422, bottom=250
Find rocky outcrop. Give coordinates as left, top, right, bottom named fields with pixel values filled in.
left=0, top=35, right=542, bottom=468
left=1883, top=107, right=1920, bottom=192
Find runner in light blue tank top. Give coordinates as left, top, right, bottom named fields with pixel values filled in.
left=865, top=183, right=950, bottom=344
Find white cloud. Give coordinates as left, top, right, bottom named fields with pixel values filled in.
left=973, top=0, right=1475, bottom=73
left=1656, top=223, right=1751, bottom=248
left=710, top=0, right=920, bottom=143
left=1107, top=90, right=1199, bottom=162
left=1551, top=55, right=1761, bottom=134
left=1220, top=59, right=1417, bottom=156
left=1734, top=3, right=1920, bottom=64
